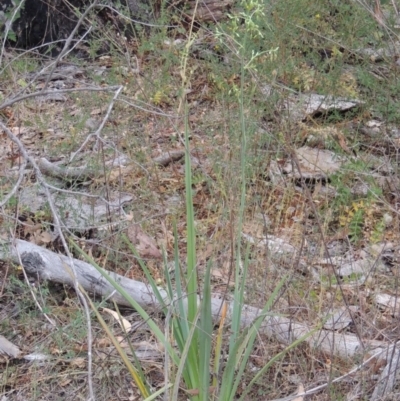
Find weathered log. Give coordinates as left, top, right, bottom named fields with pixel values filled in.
left=38, top=157, right=100, bottom=181
left=2, top=238, right=393, bottom=364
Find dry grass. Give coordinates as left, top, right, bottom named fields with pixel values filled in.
left=1, top=0, right=400, bottom=399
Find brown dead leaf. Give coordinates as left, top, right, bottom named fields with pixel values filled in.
left=127, top=224, right=162, bottom=259
left=211, top=268, right=235, bottom=287
left=60, top=378, right=72, bottom=387
left=69, top=107, right=80, bottom=117
left=22, top=218, right=42, bottom=237
left=125, top=212, right=134, bottom=222
left=96, top=337, right=112, bottom=348
left=106, top=164, right=135, bottom=184
left=50, top=347, right=63, bottom=355
left=116, top=336, right=129, bottom=348
left=102, top=308, right=132, bottom=331
left=211, top=268, right=224, bottom=279
left=70, top=357, right=86, bottom=368
left=90, top=107, right=107, bottom=116
left=198, top=243, right=214, bottom=263
left=29, top=230, right=53, bottom=246
left=38, top=231, right=53, bottom=244
left=333, top=130, right=351, bottom=154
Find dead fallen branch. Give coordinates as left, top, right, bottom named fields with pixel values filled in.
left=0, top=86, right=120, bottom=110
left=0, top=335, right=21, bottom=358
left=38, top=157, right=100, bottom=180
left=2, top=239, right=394, bottom=364
left=38, top=150, right=185, bottom=182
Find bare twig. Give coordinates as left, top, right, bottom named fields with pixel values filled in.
left=14, top=240, right=57, bottom=328
left=391, top=0, right=399, bottom=15
left=0, top=158, right=27, bottom=208
left=0, top=37, right=93, bottom=105
left=118, top=97, right=179, bottom=118
left=69, top=85, right=123, bottom=162
left=0, top=0, right=26, bottom=67
left=268, top=343, right=399, bottom=401
left=0, top=40, right=77, bottom=97
left=43, top=0, right=100, bottom=88
left=371, top=346, right=400, bottom=401
left=0, top=85, right=120, bottom=110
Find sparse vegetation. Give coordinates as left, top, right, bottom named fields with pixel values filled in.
left=1, top=0, right=400, bottom=400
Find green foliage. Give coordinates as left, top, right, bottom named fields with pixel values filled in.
left=70, top=80, right=306, bottom=401
left=370, top=218, right=385, bottom=243
left=346, top=204, right=365, bottom=243
left=327, top=156, right=386, bottom=243
left=216, top=0, right=278, bottom=72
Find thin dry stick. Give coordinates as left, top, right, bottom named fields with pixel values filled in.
left=0, top=39, right=81, bottom=76
left=0, top=33, right=89, bottom=105
left=391, top=0, right=399, bottom=15
left=0, top=85, right=120, bottom=110
left=69, top=85, right=123, bottom=162
left=0, top=157, right=27, bottom=208
left=0, top=120, right=95, bottom=401
left=289, top=149, right=366, bottom=351
left=42, top=0, right=100, bottom=88
left=0, top=39, right=80, bottom=86
left=118, top=97, right=179, bottom=118
left=1, top=27, right=92, bottom=109
left=0, top=0, right=167, bottom=102
left=371, top=347, right=400, bottom=401
left=268, top=343, right=399, bottom=401
left=13, top=242, right=57, bottom=327
left=0, top=0, right=26, bottom=67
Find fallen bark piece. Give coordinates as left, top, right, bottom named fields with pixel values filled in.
left=39, top=150, right=186, bottom=181
left=126, top=223, right=162, bottom=259
left=2, top=239, right=394, bottom=364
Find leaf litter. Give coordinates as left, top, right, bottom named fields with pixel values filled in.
left=1, top=10, right=400, bottom=401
